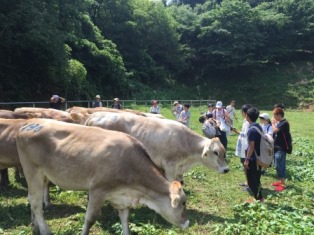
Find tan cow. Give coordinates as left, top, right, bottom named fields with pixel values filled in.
left=85, top=112, right=229, bottom=183
left=16, top=119, right=189, bottom=235
left=0, top=110, right=28, bottom=191
left=14, top=107, right=74, bottom=123
left=67, top=106, right=147, bottom=124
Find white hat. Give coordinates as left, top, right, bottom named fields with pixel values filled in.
left=95, top=95, right=100, bottom=99
left=259, top=113, right=270, bottom=120
left=113, top=98, right=119, bottom=101
left=173, top=101, right=179, bottom=106
left=216, top=101, right=223, bottom=108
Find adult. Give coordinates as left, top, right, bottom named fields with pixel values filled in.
left=178, top=103, right=191, bottom=127
left=213, top=101, right=230, bottom=158
left=226, top=100, right=238, bottom=126
left=172, top=101, right=183, bottom=120
left=92, top=95, right=103, bottom=108
left=235, top=104, right=252, bottom=191
left=149, top=100, right=161, bottom=114
left=49, top=95, right=65, bottom=110
left=112, top=98, right=122, bottom=109
left=244, top=107, right=264, bottom=202
left=259, top=113, right=272, bottom=135
left=271, top=107, right=291, bottom=192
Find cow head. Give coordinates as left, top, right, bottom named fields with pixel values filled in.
left=201, top=137, right=229, bottom=174
left=155, top=181, right=189, bottom=229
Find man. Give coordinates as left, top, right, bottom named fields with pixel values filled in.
left=49, top=95, right=66, bottom=110
left=92, top=95, right=103, bottom=108
left=226, top=100, right=237, bottom=126
left=271, top=107, right=291, bottom=192
left=243, top=107, right=264, bottom=202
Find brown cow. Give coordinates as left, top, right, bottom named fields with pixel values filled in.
left=0, top=110, right=28, bottom=191
left=85, top=112, right=229, bottom=183
left=16, top=119, right=189, bottom=235
left=67, top=106, right=147, bottom=124
left=14, top=107, right=74, bottom=123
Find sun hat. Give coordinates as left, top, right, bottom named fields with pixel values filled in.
left=173, top=101, right=179, bottom=106
left=95, top=95, right=100, bottom=99
left=113, top=98, right=119, bottom=101
left=259, top=113, right=270, bottom=120
left=216, top=101, right=223, bottom=108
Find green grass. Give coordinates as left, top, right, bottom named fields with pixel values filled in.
left=1, top=106, right=314, bottom=234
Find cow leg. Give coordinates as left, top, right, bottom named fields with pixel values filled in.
left=43, top=177, right=51, bottom=209
left=118, top=208, right=131, bottom=235
left=26, top=168, right=52, bottom=235
left=0, top=169, right=9, bottom=191
left=81, top=189, right=106, bottom=235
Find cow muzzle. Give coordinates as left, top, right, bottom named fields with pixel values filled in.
left=180, top=219, right=190, bottom=229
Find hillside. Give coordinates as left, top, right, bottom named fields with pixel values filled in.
left=159, top=60, right=314, bottom=110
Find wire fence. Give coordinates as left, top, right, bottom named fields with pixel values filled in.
left=0, top=100, right=217, bottom=111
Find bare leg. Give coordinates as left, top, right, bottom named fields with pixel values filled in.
left=118, top=208, right=131, bottom=235
left=81, top=189, right=105, bottom=235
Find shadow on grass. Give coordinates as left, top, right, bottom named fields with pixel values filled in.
left=96, top=203, right=237, bottom=234
left=0, top=184, right=27, bottom=199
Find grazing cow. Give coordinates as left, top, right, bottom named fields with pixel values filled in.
left=14, top=107, right=74, bottom=123
left=0, top=111, right=28, bottom=191
left=67, top=106, right=147, bottom=124
left=16, top=119, right=189, bottom=235
left=85, top=112, right=229, bottom=183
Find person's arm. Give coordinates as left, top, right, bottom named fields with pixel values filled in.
left=59, top=97, right=66, bottom=103
left=244, top=140, right=255, bottom=168
left=271, top=118, right=279, bottom=133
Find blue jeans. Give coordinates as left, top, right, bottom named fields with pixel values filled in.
left=275, top=150, right=286, bottom=179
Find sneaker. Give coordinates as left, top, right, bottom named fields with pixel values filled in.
left=272, top=181, right=282, bottom=186
left=239, top=183, right=248, bottom=187
left=242, top=186, right=250, bottom=192
left=275, top=185, right=285, bottom=192
left=244, top=197, right=255, bottom=204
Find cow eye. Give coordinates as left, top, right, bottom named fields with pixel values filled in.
left=214, top=151, right=219, bottom=156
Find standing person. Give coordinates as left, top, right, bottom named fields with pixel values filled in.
left=235, top=104, right=252, bottom=191
left=205, top=103, right=214, bottom=118
left=259, top=113, right=272, bottom=135
left=49, top=95, right=66, bottom=110
left=149, top=100, right=161, bottom=114
left=178, top=103, right=191, bottom=127
left=92, top=95, right=103, bottom=108
left=271, top=107, right=291, bottom=192
left=213, top=101, right=230, bottom=157
left=244, top=107, right=264, bottom=202
left=112, top=98, right=122, bottom=109
left=172, top=101, right=183, bottom=120
left=226, top=100, right=238, bottom=126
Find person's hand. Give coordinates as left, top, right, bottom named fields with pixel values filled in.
left=244, top=159, right=249, bottom=169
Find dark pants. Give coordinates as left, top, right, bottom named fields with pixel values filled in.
left=217, top=131, right=227, bottom=158
left=246, top=160, right=263, bottom=200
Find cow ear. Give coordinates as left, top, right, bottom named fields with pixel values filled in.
left=202, top=144, right=210, bottom=158
left=169, top=181, right=182, bottom=208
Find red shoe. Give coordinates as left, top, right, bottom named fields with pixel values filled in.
left=272, top=181, right=282, bottom=186
left=275, top=185, right=285, bottom=192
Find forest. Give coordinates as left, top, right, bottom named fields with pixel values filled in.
left=0, top=0, right=313, bottom=103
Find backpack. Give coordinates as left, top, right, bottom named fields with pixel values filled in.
left=202, top=121, right=217, bottom=139
left=251, top=126, right=274, bottom=168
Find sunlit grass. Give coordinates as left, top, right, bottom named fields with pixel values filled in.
left=0, top=106, right=313, bottom=234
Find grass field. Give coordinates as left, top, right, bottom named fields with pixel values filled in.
left=0, top=106, right=313, bottom=234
